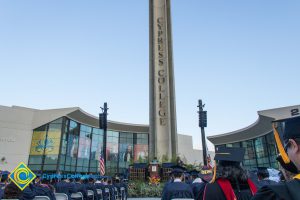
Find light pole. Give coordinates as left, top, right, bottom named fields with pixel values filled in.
left=197, top=99, right=208, bottom=166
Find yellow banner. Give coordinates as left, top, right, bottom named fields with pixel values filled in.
left=30, top=131, right=61, bottom=155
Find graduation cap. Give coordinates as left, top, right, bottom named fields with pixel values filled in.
left=88, top=177, right=95, bottom=182
left=189, top=169, right=200, bottom=177
left=210, top=147, right=245, bottom=183
left=0, top=171, right=10, bottom=175
left=169, top=165, right=186, bottom=176
left=214, top=146, right=245, bottom=163
left=274, top=116, right=300, bottom=142
left=0, top=171, right=10, bottom=182
left=199, top=166, right=213, bottom=182
left=272, top=116, right=300, bottom=168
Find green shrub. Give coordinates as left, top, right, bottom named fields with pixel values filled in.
left=128, top=180, right=165, bottom=197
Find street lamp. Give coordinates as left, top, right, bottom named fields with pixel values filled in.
left=197, top=99, right=208, bottom=166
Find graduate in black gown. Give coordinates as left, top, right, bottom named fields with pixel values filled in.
left=0, top=171, right=9, bottom=199
left=190, top=170, right=206, bottom=200
left=252, top=116, right=300, bottom=200
left=161, top=166, right=194, bottom=200
left=256, top=167, right=277, bottom=188
left=55, top=177, right=77, bottom=200
left=85, top=177, right=99, bottom=200
left=202, top=147, right=257, bottom=200
left=74, top=178, right=88, bottom=199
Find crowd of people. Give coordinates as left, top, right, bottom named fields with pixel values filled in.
left=0, top=174, right=128, bottom=200
left=161, top=149, right=284, bottom=200
left=162, top=115, right=300, bottom=200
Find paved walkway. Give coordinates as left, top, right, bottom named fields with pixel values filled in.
left=128, top=198, right=160, bottom=200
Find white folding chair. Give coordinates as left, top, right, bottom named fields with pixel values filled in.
left=104, top=188, right=110, bottom=200
left=120, top=187, right=126, bottom=200
left=172, top=199, right=195, bottom=200
left=55, top=193, right=69, bottom=200
left=71, top=192, right=83, bottom=200
left=114, top=187, right=118, bottom=200
left=33, top=196, right=51, bottom=200
left=96, top=189, right=103, bottom=200
left=87, top=190, right=94, bottom=200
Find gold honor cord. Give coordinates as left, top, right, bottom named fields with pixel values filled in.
left=273, top=124, right=290, bottom=164
left=294, top=174, right=300, bottom=180
left=210, top=160, right=217, bottom=183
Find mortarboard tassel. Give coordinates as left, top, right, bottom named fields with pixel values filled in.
left=273, top=124, right=290, bottom=164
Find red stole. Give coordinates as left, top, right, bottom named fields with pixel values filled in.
left=216, top=178, right=257, bottom=200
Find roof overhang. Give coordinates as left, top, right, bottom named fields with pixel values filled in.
left=207, top=115, right=274, bottom=145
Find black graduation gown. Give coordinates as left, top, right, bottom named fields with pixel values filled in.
left=32, top=184, right=56, bottom=200
left=0, top=188, right=3, bottom=200
left=85, top=183, right=99, bottom=200
left=161, top=179, right=173, bottom=197
left=161, top=181, right=194, bottom=200
left=120, top=182, right=128, bottom=198
left=74, top=182, right=88, bottom=199
left=257, top=179, right=278, bottom=189
left=191, top=182, right=206, bottom=200
left=0, top=183, right=5, bottom=199
left=20, top=184, right=37, bottom=200
left=102, top=185, right=115, bottom=200
left=252, top=179, right=300, bottom=200
left=202, top=181, right=253, bottom=200
left=55, top=181, right=77, bottom=200
left=94, top=183, right=105, bottom=199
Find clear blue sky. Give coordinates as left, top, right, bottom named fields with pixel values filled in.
left=1, top=0, right=299, bottom=150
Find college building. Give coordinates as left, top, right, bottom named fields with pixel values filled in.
left=0, top=105, right=213, bottom=175
left=207, top=104, right=300, bottom=170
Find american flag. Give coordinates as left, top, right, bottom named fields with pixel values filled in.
left=99, top=153, right=105, bottom=176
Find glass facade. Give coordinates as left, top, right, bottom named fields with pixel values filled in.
left=28, top=117, right=149, bottom=175
left=216, top=131, right=279, bottom=170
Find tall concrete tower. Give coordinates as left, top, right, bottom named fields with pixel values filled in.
left=149, top=0, right=177, bottom=160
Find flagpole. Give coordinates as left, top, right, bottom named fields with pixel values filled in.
left=99, top=102, right=108, bottom=174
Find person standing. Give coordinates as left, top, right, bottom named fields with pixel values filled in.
left=202, top=147, right=257, bottom=200
left=161, top=166, right=194, bottom=200
left=190, top=170, right=206, bottom=200
left=256, top=167, right=277, bottom=188
left=123, top=145, right=133, bottom=162
left=252, top=116, right=300, bottom=200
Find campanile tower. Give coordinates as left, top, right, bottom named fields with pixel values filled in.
left=149, top=0, right=177, bottom=160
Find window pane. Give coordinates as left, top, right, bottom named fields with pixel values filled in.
left=43, top=165, right=57, bottom=171
left=29, top=156, right=43, bottom=164
left=28, top=165, right=42, bottom=171
left=44, top=155, right=58, bottom=165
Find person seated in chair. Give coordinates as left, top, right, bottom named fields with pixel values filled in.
left=55, top=177, right=77, bottom=200
left=3, top=182, right=23, bottom=199
left=85, top=177, right=98, bottom=200
left=74, top=178, right=88, bottom=200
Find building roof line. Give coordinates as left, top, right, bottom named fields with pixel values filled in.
left=208, top=116, right=260, bottom=139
